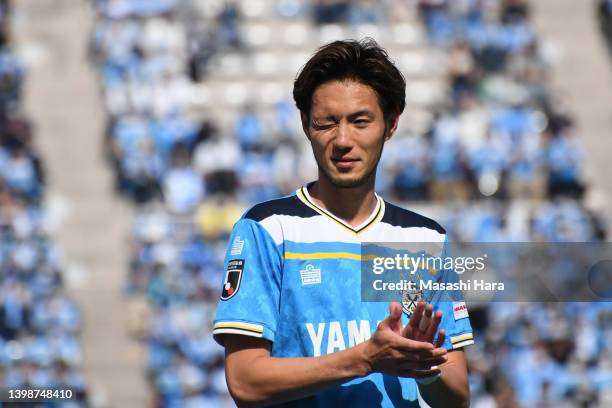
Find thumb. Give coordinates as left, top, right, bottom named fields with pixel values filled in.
left=379, top=302, right=403, bottom=333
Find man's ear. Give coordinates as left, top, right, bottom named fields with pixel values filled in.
left=384, top=114, right=400, bottom=141
left=300, top=112, right=311, bottom=140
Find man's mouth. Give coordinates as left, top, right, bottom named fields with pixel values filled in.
left=331, top=157, right=359, bottom=169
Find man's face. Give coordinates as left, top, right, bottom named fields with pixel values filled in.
left=303, top=80, right=397, bottom=188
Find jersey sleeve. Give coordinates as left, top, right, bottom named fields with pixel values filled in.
left=431, top=237, right=474, bottom=350
left=212, top=217, right=282, bottom=346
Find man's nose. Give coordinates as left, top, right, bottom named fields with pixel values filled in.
left=333, top=122, right=352, bottom=150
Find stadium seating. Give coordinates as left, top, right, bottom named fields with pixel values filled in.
left=90, top=0, right=611, bottom=406
left=0, top=2, right=89, bottom=405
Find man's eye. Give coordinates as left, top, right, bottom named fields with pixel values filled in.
left=354, top=119, right=370, bottom=126
left=313, top=122, right=334, bottom=129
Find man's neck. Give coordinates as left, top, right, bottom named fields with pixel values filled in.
left=307, top=175, right=378, bottom=228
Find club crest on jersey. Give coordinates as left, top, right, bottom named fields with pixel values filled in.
left=221, top=259, right=245, bottom=300
left=401, top=288, right=423, bottom=318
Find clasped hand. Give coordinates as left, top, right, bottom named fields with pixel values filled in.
left=363, top=301, right=447, bottom=378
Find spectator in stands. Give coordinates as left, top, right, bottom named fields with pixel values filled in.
left=1, top=143, right=43, bottom=204
left=598, top=0, right=612, bottom=56
left=544, top=128, right=585, bottom=199
left=506, top=40, right=550, bottom=106
left=186, top=26, right=217, bottom=82
left=235, top=106, right=263, bottom=151
left=501, top=0, right=530, bottom=24
left=0, top=283, right=30, bottom=340
left=348, top=0, right=385, bottom=25
left=448, top=41, right=480, bottom=103
left=507, top=130, right=545, bottom=199
left=392, top=134, right=430, bottom=201
left=313, top=0, right=350, bottom=24
left=0, top=43, right=23, bottom=115
left=162, top=144, right=203, bottom=214
left=217, top=0, right=242, bottom=50
left=120, top=136, right=163, bottom=204
left=429, top=116, right=469, bottom=201
left=468, top=131, right=508, bottom=198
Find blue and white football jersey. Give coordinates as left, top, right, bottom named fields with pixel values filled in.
left=213, top=186, right=474, bottom=407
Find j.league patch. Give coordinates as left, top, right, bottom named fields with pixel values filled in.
left=221, top=259, right=245, bottom=300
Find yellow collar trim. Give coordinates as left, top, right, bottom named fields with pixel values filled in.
left=296, top=186, right=385, bottom=234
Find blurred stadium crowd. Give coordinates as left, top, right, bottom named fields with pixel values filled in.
left=0, top=0, right=88, bottom=405
left=88, top=0, right=611, bottom=407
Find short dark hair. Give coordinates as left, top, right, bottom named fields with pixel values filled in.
left=293, top=38, right=406, bottom=122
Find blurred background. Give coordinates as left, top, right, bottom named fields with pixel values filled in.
left=1, top=0, right=611, bottom=406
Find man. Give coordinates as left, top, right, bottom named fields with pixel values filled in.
left=213, top=39, right=473, bottom=407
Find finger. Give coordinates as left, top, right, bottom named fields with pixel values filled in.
left=397, top=342, right=448, bottom=362
left=423, top=310, right=443, bottom=343
left=408, top=302, right=426, bottom=330
left=380, top=302, right=402, bottom=328
left=380, top=302, right=403, bottom=334
left=403, top=322, right=416, bottom=339
left=389, top=302, right=403, bottom=333
left=412, top=346, right=448, bottom=360
left=431, top=347, right=447, bottom=358
left=418, top=304, right=433, bottom=333
left=403, top=301, right=425, bottom=338
left=394, top=337, right=434, bottom=354
left=389, top=302, right=402, bottom=322
left=435, top=329, right=446, bottom=348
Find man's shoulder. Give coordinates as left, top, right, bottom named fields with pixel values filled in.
left=381, top=200, right=446, bottom=235
left=243, top=193, right=318, bottom=223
